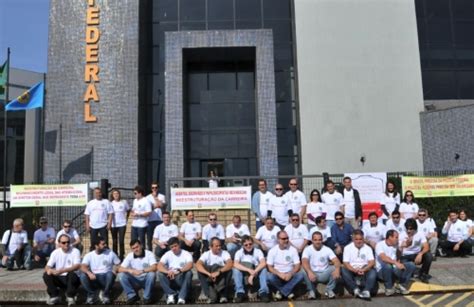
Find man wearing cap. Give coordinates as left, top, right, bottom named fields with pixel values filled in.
left=33, top=217, right=56, bottom=266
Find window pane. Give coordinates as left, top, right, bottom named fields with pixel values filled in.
left=236, top=0, right=262, bottom=20
left=208, top=0, right=234, bottom=21
left=264, top=20, right=292, bottom=43
left=153, top=0, right=178, bottom=22
left=180, top=0, right=206, bottom=21
left=457, top=71, right=474, bottom=99
left=263, top=0, right=291, bottom=19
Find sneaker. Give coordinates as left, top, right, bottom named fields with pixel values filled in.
left=419, top=274, right=430, bottom=283
left=273, top=291, right=282, bottom=300
left=198, top=292, right=208, bottom=301
left=437, top=247, right=446, bottom=257
left=167, top=294, right=175, bottom=305
left=234, top=292, right=244, bottom=303
left=396, top=284, right=410, bottom=295
left=287, top=293, right=295, bottom=300
left=85, top=296, right=96, bottom=305
left=354, top=288, right=361, bottom=298
left=219, top=297, right=228, bottom=303
left=385, top=288, right=396, bottom=296
left=101, top=297, right=111, bottom=304
left=143, top=298, right=153, bottom=305
left=361, top=290, right=371, bottom=299
left=47, top=296, right=60, bottom=305
left=177, top=298, right=185, bottom=305
left=325, top=289, right=336, bottom=299
left=307, top=290, right=316, bottom=299
left=126, top=295, right=140, bottom=304
left=66, top=296, right=76, bottom=306
left=260, top=292, right=271, bottom=303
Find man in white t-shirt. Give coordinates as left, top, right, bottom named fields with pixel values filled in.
left=309, top=216, right=335, bottom=249
left=1, top=218, right=31, bottom=270
left=33, top=216, right=56, bottom=265
left=157, top=237, right=194, bottom=305
left=339, top=177, right=362, bottom=229
left=341, top=229, right=377, bottom=300
left=362, top=212, right=387, bottom=250
left=118, top=239, right=157, bottom=305
left=179, top=210, right=202, bottom=262
left=266, top=230, right=304, bottom=300
left=153, top=211, right=179, bottom=258
left=130, top=186, right=153, bottom=246
left=441, top=210, right=471, bottom=257
left=386, top=210, right=406, bottom=235
left=146, top=182, right=166, bottom=251
left=226, top=215, right=251, bottom=258
left=43, top=234, right=81, bottom=306
left=302, top=231, right=341, bottom=299
left=284, top=214, right=309, bottom=254
left=269, top=183, right=292, bottom=228
left=202, top=213, right=225, bottom=252
left=84, top=187, right=114, bottom=250
left=196, top=237, right=233, bottom=304
left=254, top=217, right=280, bottom=254
left=80, top=238, right=121, bottom=304
left=56, top=219, right=83, bottom=254
left=321, top=181, right=344, bottom=228
left=399, top=218, right=432, bottom=283
left=416, top=209, right=438, bottom=259
left=232, top=235, right=270, bottom=303
left=251, top=179, right=273, bottom=230
left=375, top=230, right=415, bottom=296
left=284, top=178, right=307, bottom=223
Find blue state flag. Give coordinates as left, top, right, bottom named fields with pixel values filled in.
left=5, top=82, right=44, bottom=111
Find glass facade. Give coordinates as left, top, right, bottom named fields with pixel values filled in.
left=140, top=0, right=298, bottom=185
left=415, top=0, right=474, bottom=100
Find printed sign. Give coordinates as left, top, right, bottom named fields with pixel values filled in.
left=345, top=173, right=387, bottom=221
left=402, top=175, right=474, bottom=198
left=10, top=184, right=89, bottom=207
left=171, top=186, right=251, bottom=210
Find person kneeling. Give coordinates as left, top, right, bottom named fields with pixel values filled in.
left=157, top=237, right=194, bottom=305
left=196, top=237, right=233, bottom=304
left=80, top=238, right=121, bottom=304
left=118, top=239, right=157, bottom=305
left=441, top=210, right=471, bottom=258
left=375, top=230, right=415, bottom=296
left=232, top=235, right=270, bottom=303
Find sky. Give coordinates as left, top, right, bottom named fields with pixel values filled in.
left=0, top=0, right=50, bottom=73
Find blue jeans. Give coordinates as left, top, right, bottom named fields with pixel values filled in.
left=306, top=266, right=337, bottom=292
left=80, top=271, right=116, bottom=297
left=226, top=243, right=241, bottom=259
left=3, top=245, right=32, bottom=270
left=267, top=271, right=304, bottom=297
left=158, top=271, right=192, bottom=300
left=232, top=268, right=269, bottom=295
left=377, top=262, right=416, bottom=288
left=119, top=272, right=156, bottom=300
left=131, top=227, right=147, bottom=246
left=341, top=267, right=377, bottom=294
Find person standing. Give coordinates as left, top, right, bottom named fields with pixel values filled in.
left=339, top=177, right=362, bottom=229
left=146, top=182, right=166, bottom=251
left=43, top=234, right=81, bottom=306
left=84, top=187, right=114, bottom=250
left=306, top=189, right=325, bottom=231
left=33, top=217, right=56, bottom=265
left=153, top=212, right=179, bottom=259
left=399, top=191, right=419, bottom=220
left=225, top=215, right=250, bottom=258
left=208, top=170, right=219, bottom=188
left=109, top=189, right=130, bottom=260
left=251, top=179, right=273, bottom=230
left=321, top=181, right=344, bottom=228
left=179, top=210, right=202, bottom=262
left=202, top=213, right=225, bottom=252
left=269, top=183, right=292, bottom=229
left=380, top=181, right=400, bottom=224
left=1, top=218, right=31, bottom=270
left=130, top=186, right=153, bottom=246
left=416, top=209, right=438, bottom=260
left=284, top=178, right=307, bottom=223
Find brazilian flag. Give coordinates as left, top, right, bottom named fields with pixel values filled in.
left=0, top=60, right=7, bottom=101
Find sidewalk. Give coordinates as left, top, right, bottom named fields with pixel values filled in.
left=0, top=256, right=472, bottom=303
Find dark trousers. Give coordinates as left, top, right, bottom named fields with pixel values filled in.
left=43, top=272, right=80, bottom=298
left=441, top=240, right=471, bottom=257
left=131, top=226, right=147, bottom=246
left=147, top=220, right=161, bottom=251
left=111, top=226, right=126, bottom=260
left=401, top=252, right=432, bottom=275
left=198, top=270, right=232, bottom=302
left=180, top=240, right=202, bottom=262
left=90, top=227, right=108, bottom=251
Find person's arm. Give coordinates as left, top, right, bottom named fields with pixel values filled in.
left=220, top=258, right=233, bottom=273
left=85, top=214, right=90, bottom=233
left=58, top=263, right=80, bottom=274
left=442, top=220, right=451, bottom=235
left=195, top=259, right=211, bottom=276
left=157, top=261, right=169, bottom=274
left=354, top=190, right=362, bottom=221
left=301, top=257, right=313, bottom=275
left=254, top=257, right=266, bottom=274
left=364, top=259, right=375, bottom=272
left=300, top=205, right=307, bottom=223
left=180, top=261, right=193, bottom=273
left=233, top=259, right=254, bottom=274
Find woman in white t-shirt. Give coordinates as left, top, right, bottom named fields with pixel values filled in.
left=208, top=170, right=219, bottom=188
left=380, top=181, right=400, bottom=223
left=110, top=189, right=130, bottom=260
left=459, top=210, right=473, bottom=243
left=399, top=191, right=419, bottom=220
left=306, top=189, right=325, bottom=231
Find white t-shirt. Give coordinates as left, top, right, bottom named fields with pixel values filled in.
left=255, top=225, right=280, bottom=249
left=153, top=223, right=179, bottom=243
left=461, top=219, right=473, bottom=238
left=380, top=192, right=400, bottom=219
left=225, top=223, right=250, bottom=239
left=399, top=231, right=426, bottom=255
left=180, top=222, right=202, bottom=241
left=267, top=245, right=300, bottom=273
left=146, top=193, right=166, bottom=222
left=84, top=199, right=114, bottom=229
left=306, top=202, right=325, bottom=225
left=386, top=218, right=406, bottom=234
left=417, top=220, right=435, bottom=238
left=82, top=249, right=121, bottom=274
left=321, top=191, right=344, bottom=221
left=1, top=230, right=28, bottom=255
left=47, top=247, right=81, bottom=276
left=160, top=250, right=193, bottom=271
left=284, top=224, right=309, bottom=250
left=208, top=179, right=218, bottom=189
left=285, top=190, right=307, bottom=217
left=269, top=194, right=290, bottom=226
left=258, top=191, right=273, bottom=220
left=56, top=229, right=80, bottom=245
left=309, top=225, right=332, bottom=242
left=202, top=224, right=225, bottom=241
left=302, top=244, right=336, bottom=273
left=121, top=250, right=157, bottom=275
left=343, top=242, right=374, bottom=269
left=131, top=197, right=153, bottom=228
left=234, top=248, right=265, bottom=266
left=34, top=227, right=56, bottom=252
left=342, top=189, right=356, bottom=218
left=399, top=202, right=419, bottom=220
left=362, top=223, right=387, bottom=244
left=443, top=220, right=468, bottom=242
left=375, top=240, right=397, bottom=271
left=111, top=200, right=130, bottom=228
left=199, top=250, right=231, bottom=266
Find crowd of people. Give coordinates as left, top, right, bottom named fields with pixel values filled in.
left=0, top=178, right=473, bottom=305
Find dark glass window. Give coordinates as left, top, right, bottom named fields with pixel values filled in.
left=153, top=0, right=178, bottom=22
left=236, top=0, right=262, bottom=20
left=208, top=0, right=234, bottom=21
left=180, top=0, right=206, bottom=21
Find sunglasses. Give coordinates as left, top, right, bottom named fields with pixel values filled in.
left=243, top=243, right=253, bottom=247
left=151, top=186, right=158, bottom=189
left=279, top=237, right=289, bottom=240
left=275, top=188, right=283, bottom=191
left=406, top=194, right=413, bottom=197
left=60, top=241, right=70, bottom=245
left=289, top=183, right=297, bottom=186
left=209, top=218, right=217, bottom=221
left=418, top=214, right=426, bottom=217
left=291, top=219, right=299, bottom=222
left=335, top=217, right=343, bottom=221
left=40, top=222, right=48, bottom=224
left=63, top=225, right=71, bottom=228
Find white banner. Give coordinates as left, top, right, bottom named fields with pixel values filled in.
left=345, top=172, right=387, bottom=203
left=10, top=184, right=89, bottom=207
left=171, top=186, right=252, bottom=210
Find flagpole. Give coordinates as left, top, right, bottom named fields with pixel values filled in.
left=3, top=47, right=11, bottom=229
